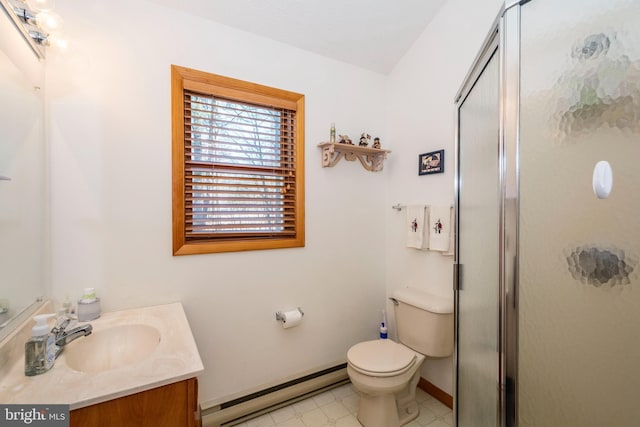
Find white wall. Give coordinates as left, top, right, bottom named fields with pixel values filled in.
left=385, top=0, right=503, bottom=394
left=46, top=0, right=388, bottom=404
left=45, top=0, right=505, bottom=404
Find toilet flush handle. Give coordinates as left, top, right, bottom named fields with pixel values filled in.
left=389, top=297, right=399, bottom=306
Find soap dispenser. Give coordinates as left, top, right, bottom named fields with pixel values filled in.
left=25, top=314, right=56, bottom=376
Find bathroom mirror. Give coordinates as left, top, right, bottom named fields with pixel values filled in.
left=0, top=1, right=47, bottom=343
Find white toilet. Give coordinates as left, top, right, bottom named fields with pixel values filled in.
left=346, top=287, right=453, bottom=427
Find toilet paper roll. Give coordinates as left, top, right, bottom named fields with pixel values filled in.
left=281, top=309, right=303, bottom=329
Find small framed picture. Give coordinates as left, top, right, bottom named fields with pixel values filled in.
left=419, top=149, right=444, bottom=175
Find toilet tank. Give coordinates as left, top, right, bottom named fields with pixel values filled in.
left=392, top=287, right=454, bottom=357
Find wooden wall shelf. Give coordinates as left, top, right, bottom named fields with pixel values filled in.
left=318, top=142, right=391, bottom=172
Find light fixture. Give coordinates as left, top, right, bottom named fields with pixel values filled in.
left=0, top=0, right=67, bottom=58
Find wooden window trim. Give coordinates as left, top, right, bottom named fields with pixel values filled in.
left=171, top=65, right=305, bottom=255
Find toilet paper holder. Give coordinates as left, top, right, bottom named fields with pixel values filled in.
left=275, top=307, right=304, bottom=322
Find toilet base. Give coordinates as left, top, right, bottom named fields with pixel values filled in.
left=356, top=392, right=420, bottom=427
left=353, top=367, right=422, bottom=427
left=357, top=393, right=401, bottom=427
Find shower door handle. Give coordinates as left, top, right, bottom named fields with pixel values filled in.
left=454, top=263, right=462, bottom=291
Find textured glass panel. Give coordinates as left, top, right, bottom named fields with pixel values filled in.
left=457, top=50, right=499, bottom=427
left=519, top=1, right=640, bottom=425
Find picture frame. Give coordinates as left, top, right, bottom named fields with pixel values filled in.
left=418, top=149, right=444, bottom=175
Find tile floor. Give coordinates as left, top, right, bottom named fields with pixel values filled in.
left=233, top=383, right=453, bottom=427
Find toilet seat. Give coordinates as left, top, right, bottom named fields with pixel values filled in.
left=347, top=340, right=417, bottom=377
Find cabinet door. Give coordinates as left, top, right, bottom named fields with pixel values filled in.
left=71, top=378, right=199, bottom=427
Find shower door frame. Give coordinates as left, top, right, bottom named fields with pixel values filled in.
left=453, top=2, right=523, bottom=426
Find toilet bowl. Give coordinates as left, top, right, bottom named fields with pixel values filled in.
left=346, top=287, right=453, bottom=427
left=347, top=339, right=426, bottom=427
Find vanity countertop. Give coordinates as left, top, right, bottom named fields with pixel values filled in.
left=0, top=302, right=204, bottom=410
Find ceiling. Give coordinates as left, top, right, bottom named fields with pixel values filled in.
left=146, top=0, right=447, bottom=74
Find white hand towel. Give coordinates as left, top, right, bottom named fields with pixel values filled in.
left=429, top=205, right=451, bottom=252
left=406, top=205, right=428, bottom=249
left=443, top=206, right=455, bottom=256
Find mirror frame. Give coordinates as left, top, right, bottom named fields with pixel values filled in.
left=0, top=299, right=45, bottom=342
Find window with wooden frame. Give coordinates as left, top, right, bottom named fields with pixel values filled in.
left=171, top=65, right=305, bottom=255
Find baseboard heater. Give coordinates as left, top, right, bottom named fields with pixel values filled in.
left=202, top=363, right=349, bottom=427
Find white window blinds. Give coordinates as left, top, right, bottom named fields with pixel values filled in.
left=183, top=90, right=298, bottom=241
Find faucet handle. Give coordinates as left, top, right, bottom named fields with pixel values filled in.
left=51, top=315, right=72, bottom=335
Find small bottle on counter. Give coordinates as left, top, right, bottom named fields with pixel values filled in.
left=77, top=288, right=101, bottom=322
left=330, top=122, right=336, bottom=143
left=62, top=295, right=75, bottom=317
left=25, top=314, right=56, bottom=376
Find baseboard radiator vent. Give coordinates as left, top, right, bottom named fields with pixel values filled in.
left=202, top=364, right=349, bottom=427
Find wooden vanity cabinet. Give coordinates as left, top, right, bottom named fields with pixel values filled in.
left=70, top=377, right=200, bottom=427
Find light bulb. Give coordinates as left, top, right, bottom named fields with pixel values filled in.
left=45, top=32, right=68, bottom=50
left=35, top=10, right=62, bottom=34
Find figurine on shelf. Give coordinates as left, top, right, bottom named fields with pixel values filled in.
left=372, top=137, right=381, bottom=149
left=338, top=134, right=353, bottom=145
left=359, top=133, right=371, bottom=147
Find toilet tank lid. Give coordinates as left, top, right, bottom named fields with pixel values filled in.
left=392, top=287, right=453, bottom=314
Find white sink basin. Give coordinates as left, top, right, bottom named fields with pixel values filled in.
left=63, top=324, right=161, bottom=373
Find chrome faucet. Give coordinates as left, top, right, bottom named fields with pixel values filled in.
left=51, top=316, right=93, bottom=358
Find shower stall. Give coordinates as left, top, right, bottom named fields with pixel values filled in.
left=454, top=1, right=640, bottom=426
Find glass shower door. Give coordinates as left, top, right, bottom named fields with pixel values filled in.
left=455, top=45, right=500, bottom=426
left=517, top=0, right=640, bottom=425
